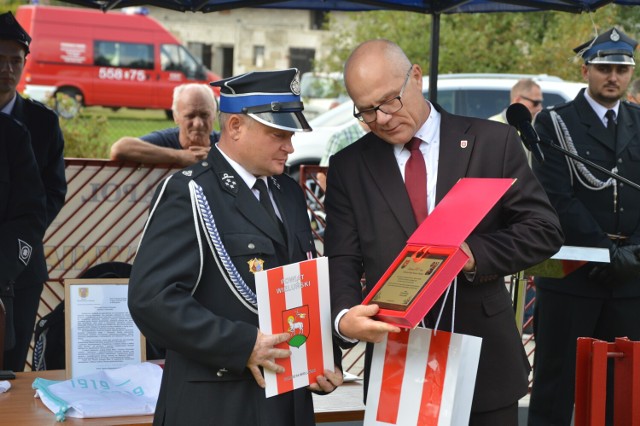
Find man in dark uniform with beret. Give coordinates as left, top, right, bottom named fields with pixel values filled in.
left=529, top=27, right=640, bottom=425
left=0, top=11, right=67, bottom=372
left=1, top=113, right=47, bottom=366
left=128, top=69, right=343, bottom=426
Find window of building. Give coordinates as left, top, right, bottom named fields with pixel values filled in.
left=253, top=45, right=265, bottom=68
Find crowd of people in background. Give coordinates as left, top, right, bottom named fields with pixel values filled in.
left=4, top=6, right=640, bottom=426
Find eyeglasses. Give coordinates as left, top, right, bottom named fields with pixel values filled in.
left=520, top=95, right=543, bottom=107
left=353, top=66, right=413, bottom=124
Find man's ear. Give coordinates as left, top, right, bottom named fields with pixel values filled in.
left=226, top=114, right=243, bottom=141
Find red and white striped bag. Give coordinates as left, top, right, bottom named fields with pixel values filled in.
left=364, top=327, right=482, bottom=426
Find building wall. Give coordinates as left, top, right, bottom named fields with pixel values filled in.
left=147, top=7, right=343, bottom=77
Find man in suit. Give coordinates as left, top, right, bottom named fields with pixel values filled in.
left=529, top=28, right=640, bottom=425
left=324, top=39, right=563, bottom=425
left=0, top=12, right=67, bottom=372
left=128, top=69, right=343, bottom=426
left=0, top=113, right=46, bottom=365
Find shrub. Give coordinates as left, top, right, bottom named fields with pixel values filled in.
left=48, top=93, right=111, bottom=159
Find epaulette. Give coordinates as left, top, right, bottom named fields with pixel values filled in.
left=622, top=99, right=640, bottom=111
left=545, top=99, right=572, bottom=112
left=24, top=96, right=57, bottom=115
left=174, top=160, right=212, bottom=181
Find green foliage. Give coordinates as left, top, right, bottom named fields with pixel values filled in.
left=323, top=11, right=431, bottom=72
left=324, top=5, right=640, bottom=82
left=45, top=95, right=174, bottom=159
left=46, top=94, right=110, bottom=158
left=0, top=1, right=22, bottom=14
left=59, top=114, right=111, bottom=159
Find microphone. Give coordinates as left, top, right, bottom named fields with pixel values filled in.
left=506, top=103, right=545, bottom=164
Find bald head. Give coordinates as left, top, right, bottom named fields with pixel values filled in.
left=343, top=39, right=428, bottom=146
left=344, top=39, right=412, bottom=98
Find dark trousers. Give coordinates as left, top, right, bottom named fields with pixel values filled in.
left=3, top=281, right=43, bottom=371
left=528, top=287, right=640, bottom=426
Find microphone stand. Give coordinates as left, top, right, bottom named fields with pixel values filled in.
left=535, top=138, right=640, bottom=192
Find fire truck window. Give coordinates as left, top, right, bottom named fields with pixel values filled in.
left=161, top=44, right=202, bottom=80
left=94, top=41, right=154, bottom=70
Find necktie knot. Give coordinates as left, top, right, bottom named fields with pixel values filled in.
left=406, top=137, right=422, bottom=152
left=254, top=178, right=268, bottom=193
left=605, top=109, right=616, bottom=124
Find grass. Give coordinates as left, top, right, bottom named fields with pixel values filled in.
left=61, top=107, right=174, bottom=159
left=83, top=107, right=174, bottom=141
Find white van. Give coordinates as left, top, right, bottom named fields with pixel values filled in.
left=288, top=73, right=586, bottom=177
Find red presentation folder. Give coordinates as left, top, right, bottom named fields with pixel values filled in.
left=362, top=178, right=515, bottom=328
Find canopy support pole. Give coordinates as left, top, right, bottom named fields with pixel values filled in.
left=429, top=12, right=440, bottom=104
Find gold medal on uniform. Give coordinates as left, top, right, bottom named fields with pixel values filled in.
left=248, top=258, right=265, bottom=274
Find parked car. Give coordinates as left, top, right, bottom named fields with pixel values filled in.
left=15, top=5, right=221, bottom=118
left=299, top=71, right=347, bottom=120
left=288, top=73, right=586, bottom=178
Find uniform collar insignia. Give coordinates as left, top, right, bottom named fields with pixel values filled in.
left=182, top=170, right=193, bottom=177
left=219, top=172, right=238, bottom=193
left=269, top=176, right=281, bottom=191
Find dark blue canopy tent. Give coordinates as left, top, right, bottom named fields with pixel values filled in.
left=56, top=0, right=640, bottom=101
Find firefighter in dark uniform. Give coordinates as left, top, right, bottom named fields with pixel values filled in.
left=1, top=113, right=47, bottom=363
left=127, top=69, right=343, bottom=426
left=529, top=27, right=640, bottom=425
left=0, top=12, right=67, bottom=371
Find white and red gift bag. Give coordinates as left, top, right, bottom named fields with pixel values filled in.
left=364, top=327, right=482, bottom=426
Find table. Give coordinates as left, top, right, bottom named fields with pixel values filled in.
left=0, top=370, right=364, bottom=425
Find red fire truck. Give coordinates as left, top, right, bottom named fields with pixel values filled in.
left=15, top=5, right=221, bottom=118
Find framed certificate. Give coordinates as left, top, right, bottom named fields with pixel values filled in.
left=64, top=279, right=146, bottom=379
left=369, top=249, right=448, bottom=311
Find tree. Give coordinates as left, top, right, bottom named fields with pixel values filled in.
left=324, top=5, right=640, bottom=82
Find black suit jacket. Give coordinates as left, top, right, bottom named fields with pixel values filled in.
left=129, top=147, right=340, bottom=426
left=10, top=95, right=66, bottom=286
left=534, top=88, right=640, bottom=297
left=325, top=105, right=563, bottom=412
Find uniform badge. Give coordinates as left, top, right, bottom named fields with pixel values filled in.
left=290, top=72, right=301, bottom=96
left=18, top=239, right=32, bottom=266
left=182, top=170, right=193, bottom=177
left=220, top=172, right=238, bottom=193
left=460, top=140, right=468, bottom=148
left=248, top=258, right=265, bottom=274
left=611, top=29, right=620, bottom=42
left=282, top=305, right=310, bottom=348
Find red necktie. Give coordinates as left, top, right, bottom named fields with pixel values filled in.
left=404, top=137, right=428, bottom=224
